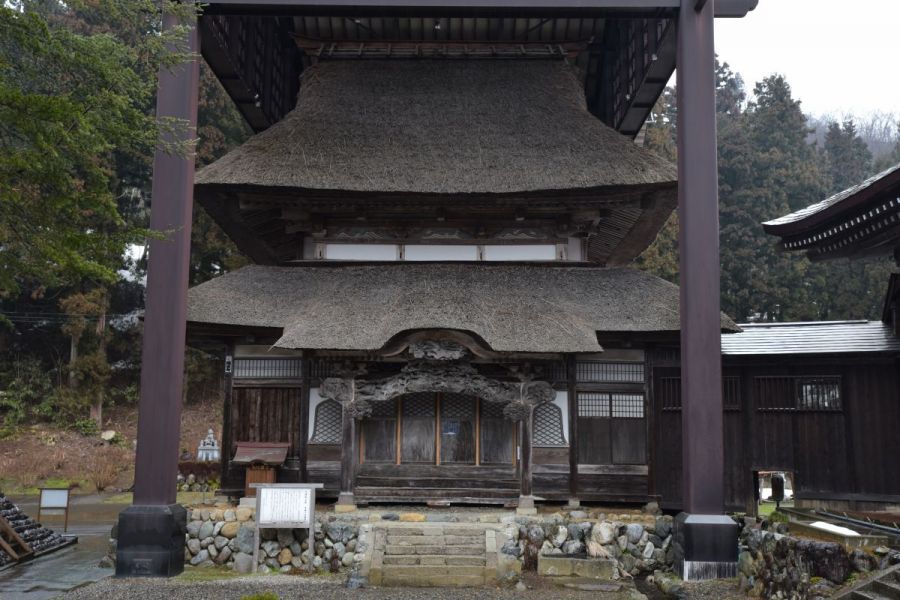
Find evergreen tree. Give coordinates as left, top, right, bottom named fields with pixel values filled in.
left=823, top=119, right=872, bottom=195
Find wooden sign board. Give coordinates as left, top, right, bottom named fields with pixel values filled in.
left=38, top=487, right=71, bottom=532
left=251, top=483, right=323, bottom=568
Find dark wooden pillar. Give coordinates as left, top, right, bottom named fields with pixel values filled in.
left=337, top=401, right=357, bottom=510
left=566, top=355, right=579, bottom=505
left=116, top=10, right=198, bottom=578
left=675, top=0, right=739, bottom=580
left=298, top=352, right=310, bottom=482
left=220, top=343, right=236, bottom=491
left=677, top=0, right=723, bottom=519
left=518, top=408, right=535, bottom=512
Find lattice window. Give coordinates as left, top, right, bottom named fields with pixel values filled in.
left=611, top=394, right=644, bottom=418
left=533, top=402, right=566, bottom=446
left=723, top=376, right=741, bottom=411
left=480, top=400, right=505, bottom=419
left=441, top=394, right=475, bottom=419
left=310, top=400, right=342, bottom=444
left=659, top=377, right=681, bottom=411
left=369, top=399, right=397, bottom=419
left=577, top=392, right=610, bottom=417
left=576, top=361, right=645, bottom=383
left=402, top=393, right=435, bottom=418
left=659, top=376, right=741, bottom=411
left=234, top=357, right=301, bottom=379
left=796, top=377, right=842, bottom=411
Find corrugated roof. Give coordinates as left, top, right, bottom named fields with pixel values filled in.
left=721, top=320, right=900, bottom=355
left=763, top=162, right=900, bottom=230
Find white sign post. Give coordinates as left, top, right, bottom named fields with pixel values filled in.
left=38, top=488, right=71, bottom=532
left=251, top=483, right=323, bottom=569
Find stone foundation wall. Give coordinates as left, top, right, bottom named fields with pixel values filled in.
left=500, top=508, right=675, bottom=578
left=184, top=505, right=363, bottom=575
left=736, top=521, right=900, bottom=600
left=181, top=504, right=673, bottom=579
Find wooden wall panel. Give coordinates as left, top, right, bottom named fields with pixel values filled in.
left=232, top=387, right=301, bottom=456
left=845, top=363, right=900, bottom=496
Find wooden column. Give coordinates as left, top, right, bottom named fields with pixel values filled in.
left=116, top=10, right=197, bottom=578
left=566, top=355, right=579, bottom=505
left=298, top=352, right=310, bottom=482
left=337, top=401, right=356, bottom=509
left=220, top=342, right=236, bottom=491
left=675, top=0, right=739, bottom=580
left=518, top=408, right=535, bottom=511
left=677, top=0, right=724, bottom=517
left=130, top=12, right=199, bottom=507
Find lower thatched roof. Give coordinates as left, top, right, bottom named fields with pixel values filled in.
left=187, top=264, right=738, bottom=353
left=195, top=60, right=677, bottom=195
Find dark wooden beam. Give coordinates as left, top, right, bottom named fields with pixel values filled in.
left=132, top=16, right=200, bottom=507
left=337, top=407, right=357, bottom=507
left=299, top=352, right=311, bottom=482
left=566, top=355, right=579, bottom=503
left=519, top=409, right=534, bottom=505
left=221, top=342, right=238, bottom=490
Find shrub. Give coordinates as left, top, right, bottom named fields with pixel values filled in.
left=87, top=446, right=127, bottom=492
left=240, top=593, right=280, bottom=600
left=73, top=418, right=99, bottom=436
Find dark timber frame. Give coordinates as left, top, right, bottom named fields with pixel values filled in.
left=120, top=0, right=755, bottom=581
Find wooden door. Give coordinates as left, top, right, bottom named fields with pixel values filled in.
left=480, top=400, right=514, bottom=464
left=576, top=391, right=646, bottom=465
left=363, top=398, right=397, bottom=463
left=400, top=393, right=436, bottom=463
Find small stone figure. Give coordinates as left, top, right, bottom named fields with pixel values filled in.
left=197, top=429, right=220, bottom=462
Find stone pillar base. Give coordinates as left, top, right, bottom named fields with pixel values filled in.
left=673, top=513, right=739, bottom=581
left=516, top=495, right=537, bottom=515
left=335, top=492, right=357, bottom=513
left=567, top=498, right=581, bottom=509
left=115, top=504, right=186, bottom=578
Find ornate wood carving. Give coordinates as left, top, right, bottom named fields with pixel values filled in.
left=321, top=360, right=554, bottom=422
left=408, top=340, right=470, bottom=361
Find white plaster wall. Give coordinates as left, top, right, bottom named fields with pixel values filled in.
left=483, top=244, right=557, bottom=261
left=553, top=390, right=569, bottom=446
left=404, top=244, right=479, bottom=261
left=308, top=387, right=324, bottom=442
left=325, top=243, right=399, bottom=260
left=567, top=237, right=584, bottom=261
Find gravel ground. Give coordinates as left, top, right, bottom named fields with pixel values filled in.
left=59, top=573, right=745, bottom=600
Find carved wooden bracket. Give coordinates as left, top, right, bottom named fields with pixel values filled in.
left=320, top=360, right=554, bottom=421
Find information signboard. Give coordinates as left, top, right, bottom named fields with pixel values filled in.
left=38, top=487, right=71, bottom=532
left=251, top=483, right=323, bottom=568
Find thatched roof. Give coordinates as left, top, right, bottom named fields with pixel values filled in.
left=195, top=60, right=677, bottom=195
left=187, top=264, right=739, bottom=353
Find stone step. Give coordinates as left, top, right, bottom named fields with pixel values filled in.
left=384, top=544, right=484, bottom=556
left=386, top=534, right=484, bottom=546
left=873, top=581, right=900, bottom=600
left=381, top=574, right=486, bottom=587
left=852, top=590, right=894, bottom=600
left=381, top=565, right=488, bottom=579
left=383, top=555, right=486, bottom=566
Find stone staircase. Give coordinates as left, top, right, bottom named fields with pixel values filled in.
left=364, top=522, right=514, bottom=587
left=839, top=564, right=900, bottom=600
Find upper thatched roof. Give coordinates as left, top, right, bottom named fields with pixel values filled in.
left=195, top=60, right=677, bottom=195
left=187, top=264, right=738, bottom=353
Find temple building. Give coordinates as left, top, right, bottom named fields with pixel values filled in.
left=118, top=0, right=758, bottom=579
left=186, top=56, right=730, bottom=509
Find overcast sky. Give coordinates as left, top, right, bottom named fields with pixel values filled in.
left=713, top=0, right=900, bottom=118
